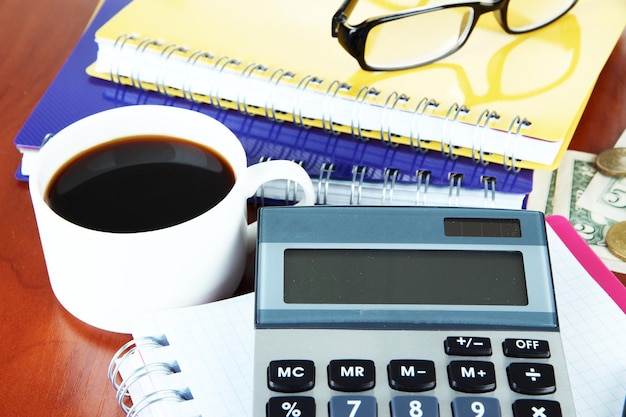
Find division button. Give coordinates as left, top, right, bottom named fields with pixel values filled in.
left=503, top=338, right=551, bottom=358
left=268, top=360, right=315, bottom=393
left=328, top=360, right=375, bottom=392
left=447, top=361, right=496, bottom=393
left=388, top=360, right=436, bottom=392
left=512, top=399, right=562, bottom=417
left=445, top=336, right=492, bottom=356
left=507, top=363, right=556, bottom=395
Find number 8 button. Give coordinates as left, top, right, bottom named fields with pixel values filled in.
left=390, top=396, right=438, bottom=417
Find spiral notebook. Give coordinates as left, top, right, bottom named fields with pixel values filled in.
left=86, top=0, right=626, bottom=170
left=13, top=0, right=531, bottom=209
left=109, top=219, right=626, bottom=417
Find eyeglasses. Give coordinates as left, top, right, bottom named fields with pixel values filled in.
left=332, top=0, right=578, bottom=71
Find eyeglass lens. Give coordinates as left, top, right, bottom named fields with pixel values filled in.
left=362, top=0, right=576, bottom=70
left=506, top=0, right=576, bottom=32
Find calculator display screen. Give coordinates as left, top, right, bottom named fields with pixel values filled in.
left=284, top=249, right=528, bottom=306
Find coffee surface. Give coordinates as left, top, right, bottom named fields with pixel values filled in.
left=46, top=136, right=235, bottom=233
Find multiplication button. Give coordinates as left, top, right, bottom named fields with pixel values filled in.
left=512, top=399, right=562, bottom=417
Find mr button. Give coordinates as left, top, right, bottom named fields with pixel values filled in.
left=328, top=360, right=376, bottom=391
left=268, top=360, right=315, bottom=392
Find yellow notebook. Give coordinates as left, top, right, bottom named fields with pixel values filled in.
left=87, top=0, right=625, bottom=170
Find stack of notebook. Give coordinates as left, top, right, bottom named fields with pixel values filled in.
left=14, top=0, right=626, bottom=208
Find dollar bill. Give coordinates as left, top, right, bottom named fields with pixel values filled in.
left=551, top=150, right=626, bottom=273
left=577, top=128, right=626, bottom=222
left=577, top=175, right=626, bottom=222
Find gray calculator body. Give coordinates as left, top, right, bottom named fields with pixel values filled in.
left=253, top=206, right=575, bottom=417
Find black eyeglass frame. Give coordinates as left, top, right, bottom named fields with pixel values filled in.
left=331, top=0, right=578, bottom=71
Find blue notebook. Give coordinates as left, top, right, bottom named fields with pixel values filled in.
left=14, top=0, right=532, bottom=208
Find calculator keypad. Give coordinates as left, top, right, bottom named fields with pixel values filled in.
left=257, top=331, right=571, bottom=417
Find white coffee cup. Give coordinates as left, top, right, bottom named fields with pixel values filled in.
left=29, top=105, right=316, bottom=333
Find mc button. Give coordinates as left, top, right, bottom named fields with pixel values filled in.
left=268, top=360, right=315, bottom=393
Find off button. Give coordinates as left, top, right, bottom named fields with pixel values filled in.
left=503, top=339, right=551, bottom=359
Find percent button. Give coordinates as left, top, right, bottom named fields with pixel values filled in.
left=268, top=397, right=316, bottom=417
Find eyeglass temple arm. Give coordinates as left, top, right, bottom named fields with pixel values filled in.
left=332, top=0, right=360, bottom=37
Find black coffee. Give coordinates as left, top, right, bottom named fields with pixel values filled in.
left=45, top=136, right=236, bottom=233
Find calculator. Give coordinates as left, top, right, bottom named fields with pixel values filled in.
left=253, top=206, right=575, bottom=417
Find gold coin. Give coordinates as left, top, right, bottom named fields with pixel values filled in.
left=595, top=147, right=626, bottom=177
left=606, top=221, right=626, bottom=262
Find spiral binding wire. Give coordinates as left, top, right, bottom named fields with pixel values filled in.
left=409, top=98, right=439, bottom=153
left=116, top=361, right=181, bottom=412
left=448, top=173, right=464, bottom=206
left=472, top=110, right=500, bottom=166
left=108, top=336, right=169, bottom=390
left=481, top=176, right=497, bottom=207
left=264, top=68, right=295, bottom=121
left=110, top=33, right=139, bottom=84
left=107, top=336, right=194, bottom=416
left=317, top=163, right=336, bottom=204
left=126, top=389, right=190, bottom=417
left=350, top=86, right=379, bottom=140
left=157, top=44, right=189, bottom=97
left=210, top=56, right=241, bottom=109
left=293, top=75, right=323, bottom=127
left=350, top=165, right=367, bottom=205
left=505, top=116, right=532, bottom=172
left=238, top=63, right=268, bottom=115
left=131, top=38, right=163, bottom=91
left=108, top=35, right=534, bottom=168
left=182, top=50, right=215, bottom=103
left=415, top=169, right=431, bottom=206
left=322, top=80, right=351, bottom=135
left=380, top=92, right=409, bottom=147
left=442, top=103, right=470, bottom=160
left=382, top=168, right=400, bottom=204
left=252, top=158, right=504, bottom=207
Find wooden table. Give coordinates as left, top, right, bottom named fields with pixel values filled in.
left=0, top=0, right=623, bottom=415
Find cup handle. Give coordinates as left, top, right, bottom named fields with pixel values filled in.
left=242, top=160, right=316, bottom=250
